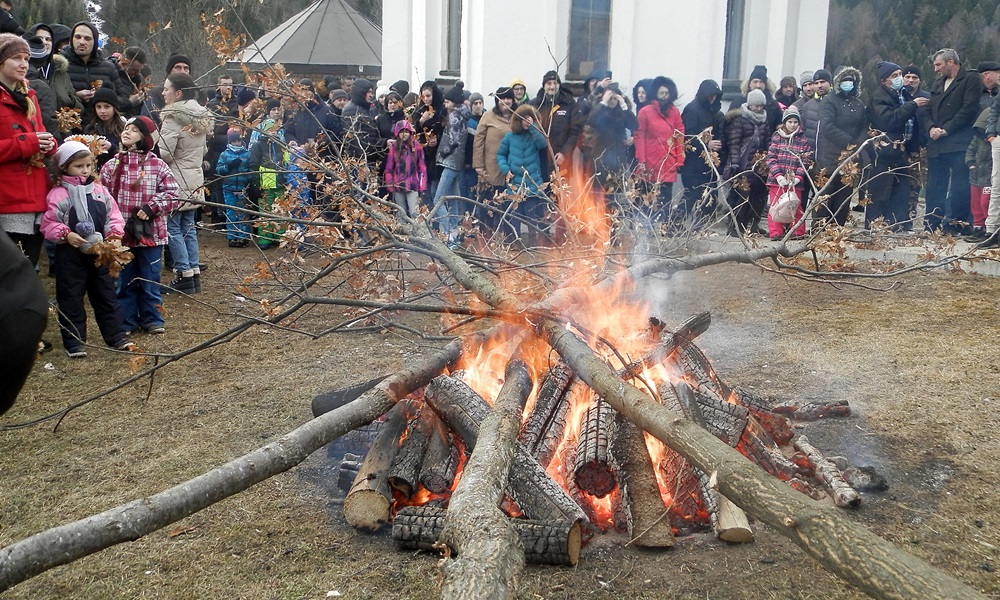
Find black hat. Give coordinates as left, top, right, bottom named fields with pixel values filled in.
left=813, top=68, right=833, bottom=84
left=443, top=81, right=465, bottom=104
left=23, top=34, right=47, bottom=59
left=749, top=64, right=767, bottom=82
left=542, top=70, right=561, bottom=84
left=298, top=77, right=314, bottom=89
left=92, top=86, right=119, bottom=109
left=265, top=97, right=281, bottom=112
left=330, top=89, right=349, bottom=102
left=236, top=87, right=257, bottom=106
left=901, top=65, right=922, bottom=79
left=876, top=61, right=901, bottom=81
left=493, top=86, right=516, bottom=101
left=390, top=79, right=410, bottom=97
left=165, top=53, right=192, bottom=75
left=978, top=61, right=1000, bottom=73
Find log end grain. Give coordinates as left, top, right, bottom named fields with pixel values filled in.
left=343, top=490, right=391, bottom=532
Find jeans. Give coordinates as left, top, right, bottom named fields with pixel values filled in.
left=118, top=245, right=164, bottom=331
left=167, top=210, right=199, bottom=273
left=987, top=138, right=1000, bottom=233
left=925, top=150, right=970, bottom=232
left=432, top=167, right=463, bottom=238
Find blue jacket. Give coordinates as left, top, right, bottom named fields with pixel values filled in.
left=216, top=143, right=253, bottom=191
left=497, top=126, right=548, bottom=194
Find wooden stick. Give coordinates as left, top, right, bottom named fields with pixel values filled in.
left=794, top=435, right=862, bottom=509
left=343, top=400, right=411, bottom=531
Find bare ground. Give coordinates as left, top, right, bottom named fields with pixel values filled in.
left=1, top=231, right=998, bottom=599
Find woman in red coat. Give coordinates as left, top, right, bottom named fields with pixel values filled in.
left=635, top=75, right=685, bottom=225
left=0, top=33, right=57, bottom=265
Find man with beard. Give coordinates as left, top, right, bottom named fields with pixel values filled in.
left=61, top=21, right=128, bottom=122
left=680, top=79, right=726, bottom=229
left=729, top=64, right=781, bottom=131
left=114, top=46, right=146, bottom=117
left=530, top=70, right=577, bottom=174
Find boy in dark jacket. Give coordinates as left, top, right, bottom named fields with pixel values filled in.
left=216, top=129, right=253, bottom=246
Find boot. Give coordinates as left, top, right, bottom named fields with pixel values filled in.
left=193, top=273, right=202, bottom=293
left=977, top=230, right=1000, bottom=249
left=963, top=227, right=988, bottom=242
left=163, top=273, right=196, bottom=294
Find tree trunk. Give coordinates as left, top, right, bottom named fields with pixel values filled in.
left=438, top=358, right=533, bottom=599
left=343, top=400, right=411, bottom=531
left=0, top=336, right=476, bottom=593
left=610, top=415, right=674, bottom=548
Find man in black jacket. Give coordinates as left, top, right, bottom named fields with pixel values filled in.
left=60, top=21, right=128, bottom=123
left=530, top=70, right=577, bottom=174
left=926, top=48, right=982, bottom=233
left=0, top=230, right=48, bottom=416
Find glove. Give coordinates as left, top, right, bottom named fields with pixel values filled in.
left=985, top=186, right=992, bottom=196
left=227, top=158, right=241, bottom=170
left=793, top=176, right=802, bottom=187
left=776, top=175, right=789, bottom=188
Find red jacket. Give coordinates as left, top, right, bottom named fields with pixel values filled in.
left=0, top=85, right=53, bottom=215
left=635, top=103, right=685, bottom=183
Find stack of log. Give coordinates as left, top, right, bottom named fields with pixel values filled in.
left=316, top=312, right=868, bottom=567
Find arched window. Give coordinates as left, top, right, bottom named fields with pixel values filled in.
left=567, top=0, right=611, bottom=80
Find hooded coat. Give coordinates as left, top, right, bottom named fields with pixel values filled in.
left=27, top=24, right=80, bottom=114
left=341, top=78, right=382, bottom=161
left=384, top=120, right=427, bottom=193
left=681, top=79, right=727, bottom=181
left=817, top=66, right=869, bottom=169
left=497, top=105, right=548, bottom=194
left=635, top=99, right=685, bottom=183
left=410, top=82, right=446, bottom=179
left=60, top=22, right=128, bottom=121
left=728, top=78, right=781, bottom=131
left=156, top=98, right=211, bottom=210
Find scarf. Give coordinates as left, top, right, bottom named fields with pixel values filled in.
left=0, top=80, right=30, bottom=116
left=741, top=104, right=767, bottom=124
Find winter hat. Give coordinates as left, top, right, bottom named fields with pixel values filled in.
left=542, top=70, right=561, bottom=84
left=812, top=69, right=833, bottom=84
left=126, top=115, right=156, bottom=151
left=780, top=75, right=797, bottom=88
left=800, top=71, right=815, bottom=85
left=901, top=65, right=922, bottom=79
left=746, top=88, right=767, bottom=107
left=443, top=82, right=465, bottom=104
left=977, top=61, right=1000, bottom=73
left=227, top=128, right=242, bottom=144
left=510, top=78, right=527, bottom=91
left=165, top=53, right=192, bottom=74
left=748, top=64, right=768, bottom=83
left=469, top=91, right=483, bottom=104
left=393, top=119, right=414, bottom=136
left=375, top=84, right=390, bottom=98
left=23, top=35, right=47, bottom=59
left=493, top=86, right=516, bottom=101
left=876, top=61, right=901, bottom=81
left=780, top=105, right=801, bottom=124
left=53, top=140, right=91, bottom=168
left=92, top=86, right=119, bottom=109
left=50, top=23, right=71, bottom=49
left=236, top=86, right=257, bottom=106
left=390, top=79, right=410, bottom=97
left=265, top=97, right=281, bottom=112
left=330, top=89, right=349, bottom=102
left=0, top=33, right=29, bottom=66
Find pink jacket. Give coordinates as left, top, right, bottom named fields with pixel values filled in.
left=635, top=103, right=685, bottom=183
left=41, top=176, right=124, bottom=242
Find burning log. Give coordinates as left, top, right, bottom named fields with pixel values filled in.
left=617, top=311, right=712, bottom=379
left=518, top=363, right=574, bottom=468
left=423, top=375, right=587, bottom=524
left=343, top=401, right=412, bottom=531
left=389, top=406, right=436, bottom=498
left=773, top=400, right=852, bottom=421
left=610, top=415, right=674, bottom=547
left=418, top=411, right=460, bottom=493
left=573, top=397, right=617, bottom=497
left=437, top=358, right=533, bottom=599
left=793, top=435, right=862, bottom=508
left=337, top=453, right=362, bottom=493
left=393, top=506, right=581, bottom=566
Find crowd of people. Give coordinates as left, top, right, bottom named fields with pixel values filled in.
left=2, top=4, right=1000, bottom=406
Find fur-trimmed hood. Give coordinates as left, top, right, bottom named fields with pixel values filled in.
left=510, top=104, right=538, bottom=134
left=51, top=53, right=69, bottom=74
left=739, top=78, right=776, bottom=96
left=833, top=66, right=863, bottom=90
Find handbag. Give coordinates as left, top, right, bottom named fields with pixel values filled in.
left=769, top=188, right=799, bottom=224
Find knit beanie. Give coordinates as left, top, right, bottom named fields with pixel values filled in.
left=901, top=65, right=922, bottom=79
left=800, top=71, right=814, bottom=85
left=748, top=64, right=767, bottom=83
left=227, top=128, right=242, bottom=144
left=780, top=105, right=801, bottom=124
left=813, top=69, right=833, bottom=84
left=265, top=97, right=281, bottom=112
left=330, top=89, right=349, bottom=102
left=0, top=33, right=29, bottom=66
left=469, top=91, right=483, bottom=104
left=494, top=86, right=516, bottom=101
left=23, top=35, right=47, bottom=60
left=165, top=53, right=192, bottom=74
left=376, top=84, right=389, bottom=98
left=876, top=61, right=901, bottom=81
left=542, top=70, right=561, bottom=84
left=92, top=86, right=119, bottom=109
left=780, top=76, right=797, bottom=88
left=53, top=140, right=91, bottom=168
left=127, top=116, right=156, bottom=152
left=390, top=79, right=410, bottom=97
left=746, top=88, right=766, bottom=107
left=236, top=86, right=257, bottom=106
left=443, top=82, right=465, bottom=104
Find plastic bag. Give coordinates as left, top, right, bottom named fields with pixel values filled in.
left=769, top=189, right=799, bottom=224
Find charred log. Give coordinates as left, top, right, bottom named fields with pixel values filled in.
left=610, top=414, right=674, bottom=547
left=418, top=411, right=460, bottom=494
left=343, top=401, right=412, bottom=531
left=573, top=397, right=617, bottom=497
left=773, top=400, right=853, bottom=421
left=389, top=406, right=436, bottom=498
left=394, top=506, right=581, bottom=566
left=793, top=435, right=862, bottom=508
left=518, top=363, right=574, bottom=468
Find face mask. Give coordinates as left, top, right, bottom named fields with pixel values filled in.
left=890, top=76, right=903, bottom=90
left=840, top=81, right=855, bottom=93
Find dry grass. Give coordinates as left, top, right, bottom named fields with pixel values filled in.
left=1, top=235, right=998, bottom=599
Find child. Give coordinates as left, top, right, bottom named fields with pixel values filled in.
left=84, top=87, right=126, bottom=169
left=249, top=114, right=287, bottom=249
left=383, top=119, right=427, bottom=218
left=99, top=116, right=179, bottom=335
left=40, top=141, right=132, bottom=357
left=765, top=106, right=812, bottom=239
left=215, top=128, right=253, bottom=247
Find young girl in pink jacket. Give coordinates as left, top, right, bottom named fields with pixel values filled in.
left=41, top=141, right=132, bottom=357
left=384, top=119, right=428, bottom=218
